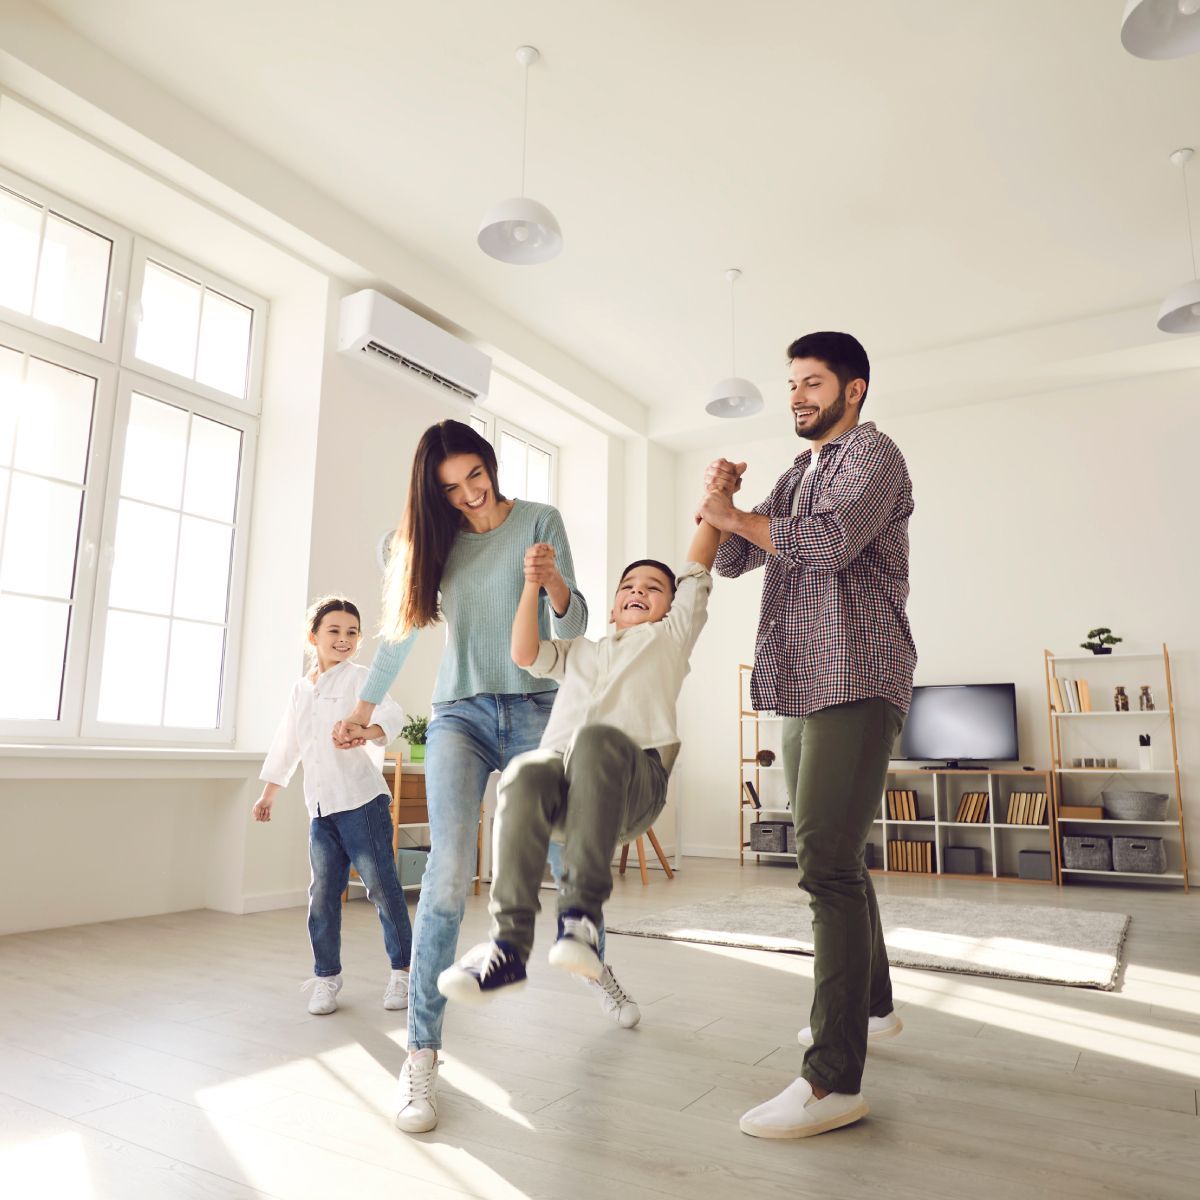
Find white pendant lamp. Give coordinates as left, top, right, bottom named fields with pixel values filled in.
left=478, top=45, right=563, bottom=265
left=705, top=269, right=764, bottom=418
left=1157, top=148, right=1200, bottom=334
left=1121, top=0, right=1200, bottom=59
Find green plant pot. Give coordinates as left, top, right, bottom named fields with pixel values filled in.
left=408, top=744, right=425, bottom=763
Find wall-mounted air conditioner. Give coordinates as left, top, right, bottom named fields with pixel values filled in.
left=337, top=289, right=491, bottom=407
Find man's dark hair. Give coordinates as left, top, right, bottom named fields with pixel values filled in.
left=786, top=331, right=870, bottom=406
left=617, top=559, right=676, bottom=596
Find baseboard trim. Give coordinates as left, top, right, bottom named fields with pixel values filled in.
left=239, top=889, right=308, bottom=914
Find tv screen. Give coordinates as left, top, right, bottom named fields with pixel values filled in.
left=898, top=684, right=1018, bottom=764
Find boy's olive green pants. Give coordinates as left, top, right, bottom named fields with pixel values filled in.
left=782, top=697, right=904, bottom=1095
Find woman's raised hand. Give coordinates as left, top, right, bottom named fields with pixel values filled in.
left=523, top=542, right=561, bottom=588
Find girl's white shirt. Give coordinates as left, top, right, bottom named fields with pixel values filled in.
left=259, top=660, right=405, bottom=819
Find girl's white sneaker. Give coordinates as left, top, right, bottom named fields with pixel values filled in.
left=797, top=1011, right=902, bottom=1046
left=739, top=1077, right=868, bottom=1139
left=395, top=1049, right=439, bottom=1133
left=302, top=975, right=342, bottom=1015
left=383, top=969, right=410, bottom=1010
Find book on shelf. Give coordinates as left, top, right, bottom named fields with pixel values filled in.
left=886, top=789, right=920, bottom=821
left=956, top=791, right=988, bottom=823
left=1004, top=791, right=1048, bottom=825
left=742, top=780, right=761, bottom=810
left=1077, top=679, right=1092, bottom=712
left=1050, top=677, right=1064, bottom=713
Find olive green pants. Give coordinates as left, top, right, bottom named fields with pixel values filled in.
left=783, top=697, right=904, bottom=1095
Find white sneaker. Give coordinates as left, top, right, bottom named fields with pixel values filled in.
left=383, top=969, right=410, bottom=1010
left=797, top=1011, right=902, bottom=1047
left=301, top=975, right=342, bottom=1015
left=583, top=964, right=641, bottom=1029
left=395, top=1049, right=439, bottom=1133
left=548, top=910, right=603, bottom=980
left=740, top=1077, right=868, bottom=1139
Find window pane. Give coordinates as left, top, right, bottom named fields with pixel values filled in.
left=498, top=431, right=526, bottom=499
left=163, top=620, right=224, bottom=728
left=183, top=414, right=241, bottom=522
left=0, top=474, right=83, bottom=599
left=0, top=594, right=69, bottom=720
left=0, top=187, right=40, bottom=316
left=32, top=213, right=111, bottom=341
left=173, top=516, right=232, bottom=623
left=0, top=344, right=21, bottom=466
left=135, top=261, right=200, bottom=377
left=196, top=289, right=251, bottom=398
left=109, top=499, right=179, bottom=615
left=96, top=609, right=168, bottom=725
left=526, top=445, right=551, bottom=504
left=121, top=393, right=188, bottom=508
left=16, top=357, right=95, bottom=484
left=468, top=414, right=488, bottom=438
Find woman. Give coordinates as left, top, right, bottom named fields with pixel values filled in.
left=337, top=419, right=637, bottom=1136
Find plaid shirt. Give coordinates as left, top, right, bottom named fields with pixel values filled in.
left=714, top=421, right=916, bottom=718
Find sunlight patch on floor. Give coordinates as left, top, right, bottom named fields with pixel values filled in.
left=439, top=1056, right=535, bottom=1130
left=0, top=1132, right=93, bottom=1198
left=885, top=927, right=1113, bottom=976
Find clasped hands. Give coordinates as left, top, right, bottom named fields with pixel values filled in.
left=695, top=457, right=748, bottom=528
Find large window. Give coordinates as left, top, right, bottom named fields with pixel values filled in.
left=0, top=169, right=263, bottom=744
left=469, top=413, right=556, bottom=505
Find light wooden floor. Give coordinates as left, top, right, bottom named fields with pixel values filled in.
left=2, top=860, right=1198, bottom=1200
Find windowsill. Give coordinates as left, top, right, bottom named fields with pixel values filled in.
left=0, top=744, right=263, bottom=782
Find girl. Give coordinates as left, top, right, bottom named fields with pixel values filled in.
left=335, top=419, right=638, bottom=1136
left=255, top=596, right=412, bottom=1016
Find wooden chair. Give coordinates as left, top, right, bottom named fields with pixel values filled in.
left=618, top=826, right=674, bottom=885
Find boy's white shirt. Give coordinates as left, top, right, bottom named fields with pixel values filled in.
left=526, top=562, right=713, bottom=772
left=259, top=660, right=405, bottom=819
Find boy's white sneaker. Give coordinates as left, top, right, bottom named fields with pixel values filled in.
left=583, top=964, right=641, bottom=1028
left=302, top=975, right=342, bottom=1015
left=395, top=1049, right=439, bottom=1133
left=797, top=1011, right=902, bottom=1047
left=548, top=910, right=603, bottom=980
left=739, top=1078, right=868, bottom=1139
left=383, top=969, right=410, bottom=1010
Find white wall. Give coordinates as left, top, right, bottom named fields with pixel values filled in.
left=672, top=373, right=1200, bottom=882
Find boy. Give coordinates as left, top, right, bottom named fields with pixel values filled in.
left=438, top=516, right=720, bottom=1000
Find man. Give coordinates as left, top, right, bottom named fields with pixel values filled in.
left=698, top=330, right=916, bottom=1139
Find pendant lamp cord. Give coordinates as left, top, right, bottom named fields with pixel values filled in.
left=729, top=276, right=737, bottom=376
left=520, top=63, right=530, bottom=198
left=1183, top=162, right=1197, bottom=279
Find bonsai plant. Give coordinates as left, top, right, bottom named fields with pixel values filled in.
left=1081, top=627, right=1123, bottom=655
left=400, top=714, right=429, bottom=763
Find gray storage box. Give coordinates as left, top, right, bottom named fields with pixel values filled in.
left=943, top=845, right=983, bottom=874
left=750, top=820, right=794, bottom=854
left=1112, top=836, right=1166, bottom=874
left=1062, top=835, right=1112, bottom=871
left=1101, top=790, right=1169, bottom=821
left=1018, top=850, right=1053, bottom=881
left=396, top=847, right=430, bottom=887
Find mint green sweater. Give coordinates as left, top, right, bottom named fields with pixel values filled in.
left=359, top=499, right=588, bottom=705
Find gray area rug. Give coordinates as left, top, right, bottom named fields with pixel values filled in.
left=608, top=888, right=1130, bottom=990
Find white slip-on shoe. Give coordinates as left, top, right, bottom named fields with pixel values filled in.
left=301, top=975, right=342, bottom=1015
left=583, top=963, right=641, bottom=1029
left=383, top=969, right=410, bottom=1011
left=395, top=1049, right=439, bottom=1133
left=798, top=1011, right=903, bottom=1047
left=739, top=1077, right=868, bottom=1139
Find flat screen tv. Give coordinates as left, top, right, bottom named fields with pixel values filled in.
left=898, top=683, right=1018, bottom=766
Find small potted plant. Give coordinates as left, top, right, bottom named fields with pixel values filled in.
left=1080, top=627, right=1123, bottom=655
left=401, top=715, right=429, bottom=763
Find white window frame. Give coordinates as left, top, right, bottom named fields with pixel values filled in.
left=79, top=370, right=257, bottom=746
left=470, top=410, right=558, bottom=506
left=121, top=238, right=267, bottom=417
left=0, top=164, right=132, bottom=363
left=0, top=320, right=117, bottom=738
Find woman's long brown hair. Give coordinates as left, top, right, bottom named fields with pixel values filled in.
left=380, top=419, right=504, bottom=640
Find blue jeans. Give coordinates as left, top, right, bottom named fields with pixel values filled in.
left=308, top=794, right=413, bottom=977
left=409, top=692, right=556, bottom=1050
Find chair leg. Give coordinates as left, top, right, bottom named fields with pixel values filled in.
left=619, top=843, right=630, bottom=876
left=645, top=826, right=674, bottom=879
left=635, top=836, right=649, bottom=886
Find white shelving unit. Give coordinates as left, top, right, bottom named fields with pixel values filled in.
left=738, top=664, right=793, bottom=864
left=1044, top=645, right=1190, bottom=891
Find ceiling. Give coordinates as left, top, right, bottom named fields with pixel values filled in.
left=28, top=0, right=1200, bottom=439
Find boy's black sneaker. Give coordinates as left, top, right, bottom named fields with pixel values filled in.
left=437, top=940, right=527, bottom=1003
left=547, top=909, right=603, bottom=980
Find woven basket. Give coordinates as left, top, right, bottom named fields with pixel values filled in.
left=1101, top=790, right=1169, bottom=821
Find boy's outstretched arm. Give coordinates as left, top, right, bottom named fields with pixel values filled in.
left=686, top=514, right=722, bottom=571
left=512, top=544, right=551, bottom=667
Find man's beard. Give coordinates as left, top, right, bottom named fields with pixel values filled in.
left=794, top=387, right=847, bottom=441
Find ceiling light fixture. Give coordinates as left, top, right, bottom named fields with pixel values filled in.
left=1121, top=0, right=1200, bottom=59
left=1157, top=147, right=1200, bottom=334
left=705, top=269, right=764, bottom=419
left=477, top=45, right=563, bottom=265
